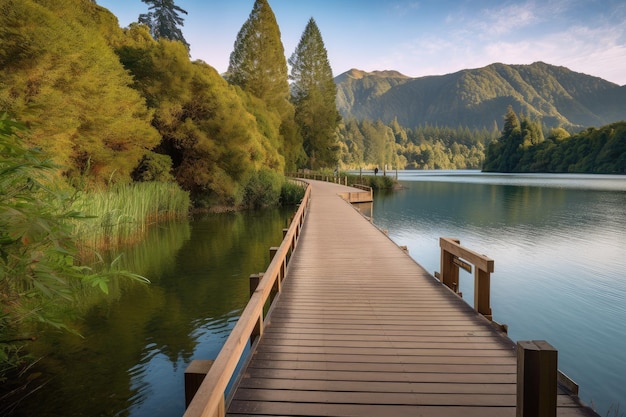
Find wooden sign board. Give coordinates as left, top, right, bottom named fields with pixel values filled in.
left=453, top=256, right=472, bottom=273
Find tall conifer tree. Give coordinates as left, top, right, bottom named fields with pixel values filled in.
left=227, top=0, right=304, bottom=171
left=138, top=0, right=189, bottom=51
left=289, top=18, right=340, bottom=169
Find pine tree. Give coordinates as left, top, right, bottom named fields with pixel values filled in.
left=289, top=18, right=340, bottom=169
left=138, top=0, right=189, bottom=51
left=227, top=0, right=304, bottom=171
left=502, top=105, right=521, bottom=139
left=228, top=0, right=286, bottom=105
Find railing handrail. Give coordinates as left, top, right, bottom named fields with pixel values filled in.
left=350, top=183, right=372, bottom=192
left=183, top=183, right=311, bottom=417
left=440, top=237, right=494, bottom=273
left=438, top=237, right=494, bottom=320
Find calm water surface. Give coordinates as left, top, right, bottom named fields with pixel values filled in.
left=17, top=208, right=294, bottom=417
left=372, top=171, right=626, bottom=415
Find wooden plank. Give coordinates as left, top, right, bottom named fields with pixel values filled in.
left=262, top=327, right=499, bottom=338
left=258, top=332, right=507, bottom=343
left=228, top=401, right=516, bottom=417
left=246, top=359, right=516, bottom=374
left=234, top=388, right=517, bottom=406
left=254, top=345, right=516, bottom=357
left=251, top=338, right=513, bottom=350
left=250, top=351, right=517, bottom=365
left=241, top=367, right=518, bottom=384
left=238, top=377, right=517, bottom=394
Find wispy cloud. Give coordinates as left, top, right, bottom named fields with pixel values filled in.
left=371, top=5, right=626, bottom=85
left=392, top=1, right=422, bottom=16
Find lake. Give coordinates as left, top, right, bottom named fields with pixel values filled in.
left=372, top=170, right=626, bottom=416
left=14, top=208, right=295, bottom=417
left=12, top=171, right=626, bottom=417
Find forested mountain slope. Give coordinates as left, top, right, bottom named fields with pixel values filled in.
left=335, top=62, right=626, bottom=129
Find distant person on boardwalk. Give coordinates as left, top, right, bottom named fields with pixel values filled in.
left=374, top=167, right=379, bottom=176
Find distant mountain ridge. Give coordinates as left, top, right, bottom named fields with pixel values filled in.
left=335, top=62, right=626, bottom=129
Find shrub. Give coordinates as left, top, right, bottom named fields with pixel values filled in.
left=131, top=152, right=174, bottom=183
left=243, top=168, right=282, bottom=209
left=345, top=173, right=396, bottom=189
left=280, top=181, right=306, bottom=205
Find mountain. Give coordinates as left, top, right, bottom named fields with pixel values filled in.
left=335, top=62, right=626, bottom=129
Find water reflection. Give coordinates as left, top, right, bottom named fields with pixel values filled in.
left=373, top=172, right=626, bottom=415
left=18, top=207, right=294, bottom=417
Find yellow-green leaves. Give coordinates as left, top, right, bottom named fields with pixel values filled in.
left=0, top=0, right=159, bottom=185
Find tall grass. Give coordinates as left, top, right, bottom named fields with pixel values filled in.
left=72, top=182, right=190, bottom=251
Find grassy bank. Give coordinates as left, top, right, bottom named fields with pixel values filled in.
left=73, top=182, right=191, bottom=251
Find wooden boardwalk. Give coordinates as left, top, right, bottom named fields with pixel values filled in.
left=220, top=180, right=596, bottom=417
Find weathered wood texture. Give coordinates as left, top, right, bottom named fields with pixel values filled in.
left=225, top=180, right=596, bottom=417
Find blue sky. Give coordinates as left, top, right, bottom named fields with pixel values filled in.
left=97, top=0, right=626, bottom=85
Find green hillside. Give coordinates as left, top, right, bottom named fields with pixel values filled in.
left=335, top=62, right=626, bottom=129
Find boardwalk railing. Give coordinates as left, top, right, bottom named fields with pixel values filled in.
left=183, top=183, right=311, bottom=417
left=290, top=171, right=349, bottom=185
left=437, top=237, right=494, bottom=321
left=338, top=184, right=373, bottom=203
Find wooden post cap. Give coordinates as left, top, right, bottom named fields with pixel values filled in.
left=184, top=360, right=215, bottom=408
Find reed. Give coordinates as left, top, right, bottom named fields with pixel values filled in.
left=72, top=182, right=190, bottom=251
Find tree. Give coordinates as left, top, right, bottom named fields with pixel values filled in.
left=502, top=105, right=521, bottom=138
left=138, top=0, right=189, bottom=51
left=0, top=0, right=160, bottom=185
left=289, top=18, right=340, bottom=169
left=227, top=0, right=304, bottom=171
left=116, top=26, right=284, bottom=205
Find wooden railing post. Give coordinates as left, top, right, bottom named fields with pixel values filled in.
left=269, top=247, right=282, bottom=296
left=517, top=340, right=558, bottom=417
left=440, top=238, right=460, bottom=292
left=249, top=273, right=263, bottom=344
left=439, top=237, right=494, bottom=320
left=475, top=267, right=492, bottom=320
left=184, top=360, right=215, bottom=408
left=249, top=273, right=260, bottom=298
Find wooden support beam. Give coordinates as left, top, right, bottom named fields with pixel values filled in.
left=439, top=237, right=494, bottom=319
left=184, top=360, right=215, bottom=408
left=440, top=238, right=460, bottom=291
left=269, top=246, right=282, bottom=298
left=249, top=273, right=260, bottom=299
left=517, top=340, right=558, bottom=417
left=475, top=267, right=492, bottom=320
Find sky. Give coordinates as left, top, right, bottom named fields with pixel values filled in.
left=97, top=0, right=626, bottom=86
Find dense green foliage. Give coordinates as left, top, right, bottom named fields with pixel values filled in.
left=484, top=107, right=626, bottom=173
left=227, top=0, right=305, bottom=172
left=138, top=0, right=189, bottom=51
left=289, top=18, right=340, bottom=169
left=338, top=119, right=495, bottom=170
left=0, top=119, right=150, bottom=396
left=115, top=25, right=284, bottom=206
left=0, top=0, right=160, bottom=185
left=279, top=181, right=306, bottom=205
left=350, top=174, right=396, bottom=190
left=336, top=63, right=626, bottom=130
